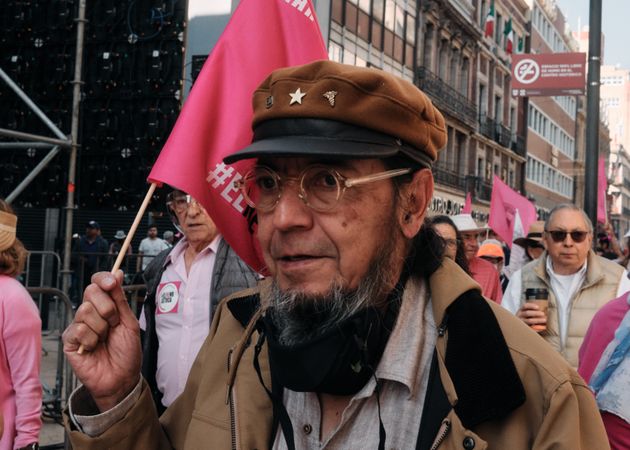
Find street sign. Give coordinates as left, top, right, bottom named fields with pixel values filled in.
left=511, top=52, right=586, bottom=97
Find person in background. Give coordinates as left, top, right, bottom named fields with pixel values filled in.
left=513, top=220, right=545, bottom=263
left=478, top=239, right=508, bottom=292
left=139, top=189, right=259, bottom=413
left=621, top=229, right=630, bottom=270
left=428, top=215, right=469, bottom=274
left=73, top=220, right=109, bottom=304
left=162, top=231, right=175, bottom=248
left=138, top=226, right=169, bottom=272
left=578, top=292, right=630, bottom=450
left=487, top=229, right=511, bottom=267
left=108, top=230, right=132, bottom=271
left=451, top=213, right=502, bottom=303
left=62, top=61, right=608, bottom=449
left=503, top=204, right=630, bottom=367
left=0, top=199, right=41, bottom=450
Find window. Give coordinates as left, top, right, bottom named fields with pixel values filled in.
left=528, top=104, right=575, bottom=158
left=422, top=23, right=434, bottom=69
left=384, top=0, right=395, bottom=30
left=460, top=57, right=469, bottom=97
left=358, top=0, right=370, bottom=12
left=406, top=14, right=416, bottom=44
left=357, top=9, right=370, bottom=41
left=532, top=5, right=569, bottom=52
left=328, top=41, right=342, bottom=62
left=373, top=0, right=384, bottom=22
left=479, top=83, right=487, bottom=116
left=494, top=95, right=502, bottom=123
left=331, top=0, right=343, bottom=24
left=526, top=155, right=573, bottom=197
left=345, top=1, right=358, bottom=33
left=438, top=40, right=448, bottom=80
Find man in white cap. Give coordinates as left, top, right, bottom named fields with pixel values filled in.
left=451, top=214, right=502, bottom=303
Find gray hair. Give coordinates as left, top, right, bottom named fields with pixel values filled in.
left=544, top=203, right=593, bottom=232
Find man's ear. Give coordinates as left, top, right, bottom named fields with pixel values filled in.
left=398, top=169, right=434, bottom=239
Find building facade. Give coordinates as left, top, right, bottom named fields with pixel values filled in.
left=523, top=0, right=580, bottom=215
left=602, top=65, right=630, bottom=235
left=324, top=0, right=528, bottom=222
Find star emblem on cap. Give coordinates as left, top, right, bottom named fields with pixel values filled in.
left=289, top=88, right=306, bottom=105
left=322, top=90, right=338, bottom=107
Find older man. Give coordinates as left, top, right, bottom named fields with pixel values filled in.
left=62, top=61, right=607, bottom=449
left=451, top=214, right=502, bottom=303
left=138, top=189, right=258, bottom=414
left=503, top=203, right=630, bottom=367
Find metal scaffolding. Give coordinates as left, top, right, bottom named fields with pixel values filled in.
left=0, top=0, right=87, bottom=301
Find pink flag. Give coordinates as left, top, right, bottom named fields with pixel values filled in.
left=488, top=175, right=537, bottom=248
left=462, top=192, right=472, bottom=214
left=148, top=0, right=328, bottom=273
left=597, top=156, right=608, bottom=224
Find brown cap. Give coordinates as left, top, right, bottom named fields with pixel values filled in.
left=224, top=60, right=447, bottom=166
left=513, top=220, right=545, bottom=247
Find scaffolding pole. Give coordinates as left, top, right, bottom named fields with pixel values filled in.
left=0, top=128, right=71, bottom=148
left=6, top=146, right=61, bottom=203
left=61, top=0, right=87, bottom=301
left=0, top=67, right=68, bottom=141
left=0, top=142, right=54, bottom=149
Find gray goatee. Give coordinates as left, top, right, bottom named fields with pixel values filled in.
left=267, top=236, right=400, bottom=346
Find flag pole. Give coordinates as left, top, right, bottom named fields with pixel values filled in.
left=77, top=182, right=158, bottom=354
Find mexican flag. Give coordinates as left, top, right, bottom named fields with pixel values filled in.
left=504, top=18, right=514, bottom=54
left=484, top=0, right=495, bottom=38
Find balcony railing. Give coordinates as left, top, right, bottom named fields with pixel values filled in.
left=433, top=164, right=467, bottom=191
left=416, top=67, right=478, bottom=128
left=479, top=116, right=525, bottom=156
left=511, top=134, right=526, bottom=157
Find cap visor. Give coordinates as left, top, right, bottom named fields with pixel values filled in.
left=224, top=135, right=400, bottom=164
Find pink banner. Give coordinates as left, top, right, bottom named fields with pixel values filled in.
left=462, top=192, right=472, bottom=214
left=148, top=0, right=328, bottom=273
left=488, top=175, right=537, bottom=248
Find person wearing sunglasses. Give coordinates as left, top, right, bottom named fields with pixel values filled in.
left=503, top=204, right=630, bottom=368
left=62, top=61, right=608, bottom=449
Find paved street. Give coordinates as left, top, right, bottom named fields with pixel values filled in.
left=40, top=332, right=68, bottom=448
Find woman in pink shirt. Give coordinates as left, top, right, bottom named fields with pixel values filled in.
left=0, top=199, right=41, bottom=450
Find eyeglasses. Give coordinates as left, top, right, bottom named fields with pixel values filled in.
left=234, top=165, right=412, bottom=213
left=546, top=230, right=590, bottom=243
left=166, top=192, right=203, bottom=214
left=444, top=238, right=460, bottom=248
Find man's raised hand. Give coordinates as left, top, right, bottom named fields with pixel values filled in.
left=63, top=270, right=141, bottom=412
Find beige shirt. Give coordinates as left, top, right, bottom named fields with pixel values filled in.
left=274, top=278, right=437, bottom=450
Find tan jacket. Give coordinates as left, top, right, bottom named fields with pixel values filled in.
left=519, top=250, right=624, bottom=367
left=64, top=259, right=609, bottom=449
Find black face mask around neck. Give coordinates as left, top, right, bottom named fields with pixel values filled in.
left=260, top=274, right=406, bottom=396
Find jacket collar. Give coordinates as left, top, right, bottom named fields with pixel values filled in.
left=429, top=258, right=480, bottom=328
left=429, top=258, right=526, bottom=429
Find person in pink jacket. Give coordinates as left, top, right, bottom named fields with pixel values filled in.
left=0, top=198, right=41, bottom=450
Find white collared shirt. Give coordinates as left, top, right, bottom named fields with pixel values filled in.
left=503, top=256, right=630, bottom=347
left=139, top=235, right=221, bottom=406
